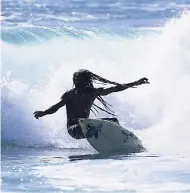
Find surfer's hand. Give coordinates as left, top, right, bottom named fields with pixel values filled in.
left=134, top=78, right=150, bottom=86
left=34, top=111, right=45, bottom=119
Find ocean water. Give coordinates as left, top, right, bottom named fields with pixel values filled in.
left=1, top=0, right=190, bottom=192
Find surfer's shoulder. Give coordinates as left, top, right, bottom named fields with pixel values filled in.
left=67, top=88, right=76, bottom=94
left=94, top=87, right=104, bottom=95
left=60, top=90, right=71, bottom=100
left=87, top=87, right=96, bottom=92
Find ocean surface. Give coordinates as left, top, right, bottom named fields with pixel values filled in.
left=1, top=0, right=190, bottom=192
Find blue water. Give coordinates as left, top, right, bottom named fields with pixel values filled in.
left=1, top=0, right=190, bottom=192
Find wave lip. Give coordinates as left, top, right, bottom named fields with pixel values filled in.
left=1, top=26, right=160, bottom=45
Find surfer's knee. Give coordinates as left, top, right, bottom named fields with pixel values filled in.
left=68, top=124, right=85, bottom=139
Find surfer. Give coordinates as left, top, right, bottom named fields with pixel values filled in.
left=34, top=69, right=149, bottom=139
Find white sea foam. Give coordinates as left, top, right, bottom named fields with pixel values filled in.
left=1, top=12, right=190, bottom=155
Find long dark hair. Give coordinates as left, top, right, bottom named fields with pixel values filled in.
left=73, top=69, right=121, bottom=116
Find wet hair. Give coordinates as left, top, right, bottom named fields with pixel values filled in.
left=73, top=69, right=121, bottom=116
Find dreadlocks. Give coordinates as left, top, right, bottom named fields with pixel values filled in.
left=73, top=69, right=122, bottom=116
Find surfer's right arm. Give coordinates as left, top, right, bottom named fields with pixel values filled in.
left=33, top=91, right=68, bottom=119
left=95, top=77, right=149, bottom=96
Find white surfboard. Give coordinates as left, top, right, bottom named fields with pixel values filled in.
left=78, top=118, right=144, bottom=154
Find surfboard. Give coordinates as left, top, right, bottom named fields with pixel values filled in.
left=78, top=118, right=144, bottom=154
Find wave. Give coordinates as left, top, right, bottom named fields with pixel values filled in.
left=1, top=26, right=159, bottom=45
left=1, top=12, right=190, bottom=155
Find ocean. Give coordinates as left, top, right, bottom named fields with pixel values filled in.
left=1, top=0, right=190, bottom=192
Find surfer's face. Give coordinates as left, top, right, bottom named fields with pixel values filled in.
left=73, top=76, right=89, bottom=88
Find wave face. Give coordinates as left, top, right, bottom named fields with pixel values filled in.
left=1, top=12, right=190, bottom=155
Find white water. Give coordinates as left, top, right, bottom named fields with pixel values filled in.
left=2, top=12, right=190, bottom=155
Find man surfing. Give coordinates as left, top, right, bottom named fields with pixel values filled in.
left=34, top=69, right=149, bottom=139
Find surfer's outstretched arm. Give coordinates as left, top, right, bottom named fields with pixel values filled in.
left=34, top=92, right=68, bottom=119
left=96, top=77, right=149, bottom=96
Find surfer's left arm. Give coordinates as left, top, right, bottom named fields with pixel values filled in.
left=34, top=91, right=68, bottom=119
left=96, top=77, right=149, bottom=96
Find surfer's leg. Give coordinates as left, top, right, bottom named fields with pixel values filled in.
left=68, top=124, right=85, bottom=139
left=101, top=118, right=119, bottom=124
